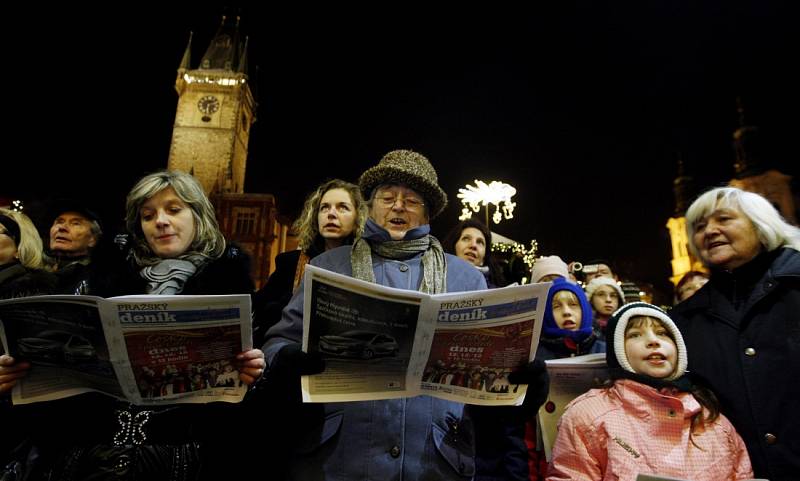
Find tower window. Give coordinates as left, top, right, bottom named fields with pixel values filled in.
left=233, top=208, right=258, bottom=235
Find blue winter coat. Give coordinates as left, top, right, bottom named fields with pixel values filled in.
left=264, top=223, right=487, bottom=481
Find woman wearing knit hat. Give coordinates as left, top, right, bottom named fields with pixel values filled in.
left=260, top=149, right=549, bottom=481
left=547, top=302, right=753, bottom=481
left=584, top=276, right=625, bottom=341
left=530, top=255, right=570, bottom=284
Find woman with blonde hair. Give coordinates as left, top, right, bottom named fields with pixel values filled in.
left=253, top=178, right=366, bottom=342
left=0, top=170, right=265, bottom=480
left=0, top=207, right=56, bottom=299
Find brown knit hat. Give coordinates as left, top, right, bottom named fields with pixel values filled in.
left=358, top=149, right=449, bottom=219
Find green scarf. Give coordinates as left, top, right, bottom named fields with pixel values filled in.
left=350, top=235, right=447, bottom=294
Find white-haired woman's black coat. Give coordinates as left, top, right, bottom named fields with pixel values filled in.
left=670, top=247, right=800, bottom=481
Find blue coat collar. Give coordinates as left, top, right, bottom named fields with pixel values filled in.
left=363, top=218, right=431, bottom=242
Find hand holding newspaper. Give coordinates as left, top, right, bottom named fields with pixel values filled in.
left=0, top=294, right=252, bottom=405
left=299, top=265, right=550, bottom=406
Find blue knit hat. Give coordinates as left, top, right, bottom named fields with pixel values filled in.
left=542, top=278, right=594, bottom=341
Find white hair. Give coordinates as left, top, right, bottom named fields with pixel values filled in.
left=686, top=186, right=800, bottom=262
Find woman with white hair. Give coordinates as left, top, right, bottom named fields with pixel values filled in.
left=670, top=186, right=800, bottom=481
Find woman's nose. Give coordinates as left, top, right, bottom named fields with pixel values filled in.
left=155, top=210, right=170, bottom=226
left=704, top=220, right=721, bottom=235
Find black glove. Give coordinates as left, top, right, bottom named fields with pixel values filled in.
left=249, top=343, right=325, bottom=405
left=508, top=359, right=550, bottom=415
left=468, top=360, right=550, bottom=435
left=269, top=343, right=326, bottom=377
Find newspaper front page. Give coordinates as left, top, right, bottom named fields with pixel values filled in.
left=0, top=294, right=252, bottom=405
left=538, top=352, right=610, bottom=460
left=300, top=265, right=550, bottom=406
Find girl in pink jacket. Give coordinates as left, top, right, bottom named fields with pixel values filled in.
left=547, top=302, right=753, bottom=481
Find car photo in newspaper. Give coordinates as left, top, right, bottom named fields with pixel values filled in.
left=300, top=265, right=550, bottom=406
left=0, top=295, right=122, bottom=403
left=301, top=267, right=425, bottom=402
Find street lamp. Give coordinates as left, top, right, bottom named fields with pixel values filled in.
left=457, top=180, right=517, bottom=225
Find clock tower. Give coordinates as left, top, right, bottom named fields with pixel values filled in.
left=168, top=16, right=256, bottom=195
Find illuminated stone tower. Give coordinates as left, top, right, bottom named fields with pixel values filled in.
left=168, top=16, right=256, bottom=195
left=666, top=156, right=704, bottom=285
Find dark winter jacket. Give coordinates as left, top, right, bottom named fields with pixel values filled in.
left=670, top=247, right=800, bottom=481
left=252, top=249, right=311, bottom=347
left=0, top=263, right=58, bottom=459
left=535, top=333, right=605, bottom=361
left=48, top=238, right=140, bottom=297
left=0, top=263, right=57, bottom=300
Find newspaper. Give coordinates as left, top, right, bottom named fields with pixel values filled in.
left=299, top=265, right=550, bottom=406
left=538, top=352, right=610, bottom=460
left=0, top=294, right=252, bottom=405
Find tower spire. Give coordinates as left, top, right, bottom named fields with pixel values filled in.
left=237, top=36, right=249, bottom=74
left=179, top=31, right=193, bottom=70
left=199, top=15, right=241, bottom=71
left=672, top=153, right=696, bottom=217
left=732, top=96, right=763, bottom=178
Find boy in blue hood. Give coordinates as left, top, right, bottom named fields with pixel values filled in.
left=537, top=278, right=605, bottom=360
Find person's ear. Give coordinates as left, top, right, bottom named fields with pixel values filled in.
left=88, top=236, right=97, bottom=248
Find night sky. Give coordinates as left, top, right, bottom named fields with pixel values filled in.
left=6, top=2, right=798, bottom=302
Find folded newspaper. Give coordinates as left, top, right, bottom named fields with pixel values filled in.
left=0, top=294, right=252, bottom=405
left=538, top=352, right=610, bottom=460
left=300, top=265, right=550, bottom=406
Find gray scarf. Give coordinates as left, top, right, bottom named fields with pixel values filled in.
left=140, top=254, right=207, bottom=295
left=351, top=235, right=447, bottom=294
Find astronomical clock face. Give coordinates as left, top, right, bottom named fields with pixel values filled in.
left=197, top=95, right=220, bottom=115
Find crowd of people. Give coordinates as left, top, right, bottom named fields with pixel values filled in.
left=0, top=150, right=798, bottom=481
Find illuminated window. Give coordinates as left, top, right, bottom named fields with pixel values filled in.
left=233, top=208, right=258, bottom=235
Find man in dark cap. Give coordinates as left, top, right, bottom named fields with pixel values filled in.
left=261, top=150, right=547, bottom=481
left=44, top=200, right=107, bottom=295
left=581, top=258, right=616, bottom=283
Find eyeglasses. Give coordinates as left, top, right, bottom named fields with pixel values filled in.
left=376, top=194, right=425, bottom=211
